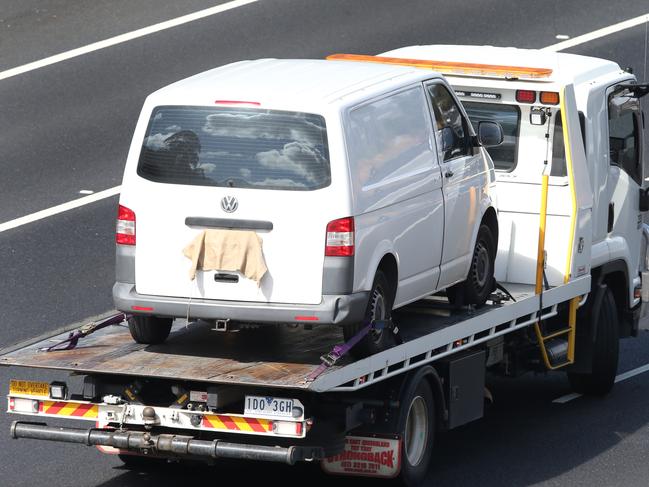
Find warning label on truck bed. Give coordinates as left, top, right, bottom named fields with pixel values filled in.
left=322, top=436, right=401, bottom=478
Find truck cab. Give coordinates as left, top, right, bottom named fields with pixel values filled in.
left=378, top=46, right=649, bottom=342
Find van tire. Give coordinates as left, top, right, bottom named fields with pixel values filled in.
left=128, top=315, right=173, bottom=344
left=344, top=270, right=395, bottom=359
left=567, top=288, right=619, bottom=396
left=448, top=224, right=496, bottom=307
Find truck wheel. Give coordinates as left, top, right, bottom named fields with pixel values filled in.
left=567, top=288, right=619, bottom=396
left=448, top=224, right=496, bottom=307
left=128, top=315, right=173, bottom=344
left=397, top=378, right=435, bottom=486
left=344, top=270, right=395, bottom=359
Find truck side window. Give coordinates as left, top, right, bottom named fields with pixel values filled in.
left=550, top=111, right=586, bottom=178
left=608, top=95, right=641, bottom=184
left=426, top=84, right=470, bottom=161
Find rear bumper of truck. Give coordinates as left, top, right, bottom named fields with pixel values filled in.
left=11, top=422, right=324, bottom=464
left=113, top=282, right=368, bottom=326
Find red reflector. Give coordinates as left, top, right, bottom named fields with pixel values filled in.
left=9, top=397, right=14, bottom=411
left=116, top=204, right=136, bottom=245
left=296, top=422, right=303, bottom=435
left=540, top=91, right=559, bottom=105
left=295, top=316, right=319, bottom=321
left=515, top=90, right=536, bottom=103
left=214, top=100, right=261, bottom=106
left=131, top=306, right=154, bottom=311
left=325, top=217, right=355, bottom=257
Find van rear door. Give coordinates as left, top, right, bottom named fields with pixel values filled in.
left=131, top=105, right=332, bottom=305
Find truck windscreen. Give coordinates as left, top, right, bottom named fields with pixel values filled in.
left=463, top=102, right=520, bottom=172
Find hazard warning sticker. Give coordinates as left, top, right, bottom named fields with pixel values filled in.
left=321, top=435, right=401, bottom=478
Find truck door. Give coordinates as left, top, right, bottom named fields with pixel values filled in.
left=425, top=82, right=485, bottom=288
left=604, top=85, right=644, bottom=284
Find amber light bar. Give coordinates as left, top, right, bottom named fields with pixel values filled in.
left=326, top=53, right=553, bottom=79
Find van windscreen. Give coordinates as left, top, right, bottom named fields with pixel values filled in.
left=137, top=106, right=331, bottom=190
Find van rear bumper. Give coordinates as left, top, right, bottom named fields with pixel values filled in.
left=113, top=282, right=369, bottom=326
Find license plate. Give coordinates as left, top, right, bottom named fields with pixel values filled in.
left=244, top=395, right=294, bottom=418
left=9, top=380, right=50, bottom=397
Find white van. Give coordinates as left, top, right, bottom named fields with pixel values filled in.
left=113, top=58, right=501, bottom=357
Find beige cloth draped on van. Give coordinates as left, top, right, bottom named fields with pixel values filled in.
left=182, top=229, right=267, bottom=285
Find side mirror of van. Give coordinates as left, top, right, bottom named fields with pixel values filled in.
left=477, top=121, right=504, bottom=147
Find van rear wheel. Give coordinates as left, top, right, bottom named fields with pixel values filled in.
left=344, top=270, right=395, bottom=359
left=128, top=315, right=173, bottom=344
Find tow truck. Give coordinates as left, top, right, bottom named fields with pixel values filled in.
left=3, top=47, right=649, bottom=486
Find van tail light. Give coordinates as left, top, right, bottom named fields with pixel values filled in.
left=515, top=90, right=536, bottom=103
left=116, top=205, right=136, bottom=245
left=325, top=217, right=355, bottom=256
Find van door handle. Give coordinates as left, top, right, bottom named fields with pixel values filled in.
left=445, top=170, right=454, bottom=178
left=608, top=203, right=614, bottom=232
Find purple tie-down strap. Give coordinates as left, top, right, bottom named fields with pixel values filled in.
left=306, top=319, right=391, bottom=382
left=40, top=312, right=129, bottom=352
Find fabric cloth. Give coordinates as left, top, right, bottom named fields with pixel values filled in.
left=182, top=229, right=267, bottom=285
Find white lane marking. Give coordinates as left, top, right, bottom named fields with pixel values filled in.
left=543, top=13, right=649, bottom=51
left=79, top=190, right=95, bottom=195
left=555, top=34, right=570, bottom=40
left=0, top=186, right=121, bottom=233
left=2, top=11, right=648, bottom=232
left=0, top=0, right=260, bottom=81
left=553, top=363, right=649, bottom=403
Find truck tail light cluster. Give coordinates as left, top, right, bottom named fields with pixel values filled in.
left=516, top=90, right=559, bottom=105
left=116, top=205, right=136, bottom=245
left=325, top=217, right=355, bottom=256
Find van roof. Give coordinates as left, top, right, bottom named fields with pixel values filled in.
left=147, top=59, right=440, bottom=109
left=380, top=45, right=623, bottom=86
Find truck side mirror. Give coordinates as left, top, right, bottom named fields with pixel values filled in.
left=477, top=121, right=504, bottom=147
left=640, top=187, right=649, bottom=212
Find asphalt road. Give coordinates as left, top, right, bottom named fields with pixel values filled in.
left=2, top=1, right=649, bottom=486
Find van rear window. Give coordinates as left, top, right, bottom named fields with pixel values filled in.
left=463, top=102, right=520, bottom=172
left=137, top=106, right=330, bottom=190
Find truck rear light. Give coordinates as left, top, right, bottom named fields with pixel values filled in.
left=49, top=382, right=68, bottom=400
left=540, top=91, right=560, bottom=105
left=516, top=90, right=536, bottom=103
left=116, top=205, right=136, bottom=245
left=271, top=420, right=303, bottom=436
left=9, top=397, right=40, bottom=413
left=325, top=217, right=355, bottom=256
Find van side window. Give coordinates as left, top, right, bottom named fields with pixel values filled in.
left=426, top=84, right=471, bottom=161
left=347, top=86, right=434, bottom=189
left=608, top=94, right=641, bottom=184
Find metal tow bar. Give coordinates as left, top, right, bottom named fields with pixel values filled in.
left=11, top=421, right=313, bottom=464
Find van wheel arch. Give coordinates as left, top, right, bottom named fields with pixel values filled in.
left=481, top=206, right=498, bottom=249
left=375, top=253, right=398, bottom=304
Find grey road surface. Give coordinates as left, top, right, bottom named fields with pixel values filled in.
left=2, top=1, right=649, bottom=486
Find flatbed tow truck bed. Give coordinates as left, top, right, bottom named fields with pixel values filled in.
left=1, top=278, right=589, bottom=393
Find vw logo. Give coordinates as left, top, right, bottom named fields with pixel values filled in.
left=221, top=195, right=238, bottom=213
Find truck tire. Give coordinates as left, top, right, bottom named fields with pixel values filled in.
left=344, top=270, right=395, bottom=359
left=128, top=315, right=173, bottom=344
left=447, top=224, right=496, bottom=307
left=397, top=378, right=435, bottom=486
left=567, top=288, right=619, bottom=396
